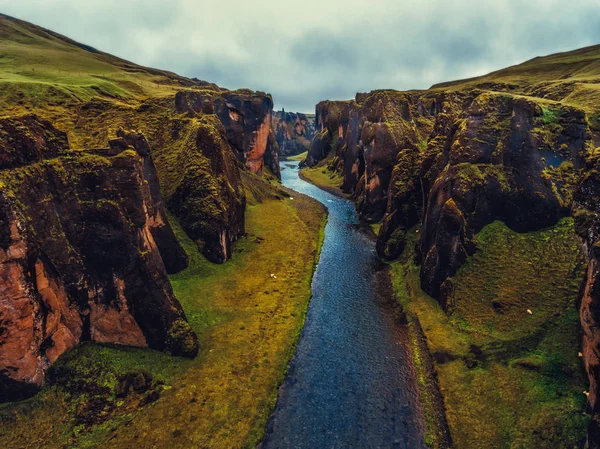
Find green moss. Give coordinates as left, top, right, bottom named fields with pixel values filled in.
left=454, top=163, right=511, bottom=192
left=166, top=319, right=198, bottom=357
left=541, top=106, right=562, bottom=124
left=390, top=219, right=588, bottom=449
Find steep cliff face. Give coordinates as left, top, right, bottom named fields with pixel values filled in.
left=0, top=116, right=197, bottom=400
left=418, top=93, right=588, bottom=301
left=175, top=89, right=280, bottom=178
left=57, top=88, right=278, bottom=265
left=574, top=157, right=600, bottom=446
left=305, top=93, right=434, bottom=221
left=273, top=109, right=315, bottom=156
left=306, top=91, right=589, bottom=291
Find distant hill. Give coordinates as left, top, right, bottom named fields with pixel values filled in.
left=431, top=44, right=600, bottom=115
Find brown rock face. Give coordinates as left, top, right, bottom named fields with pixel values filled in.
left=574, top=165, right=600, bottom=447
left=0, top=116, right=197, bottom=400
left=175, top=89, right=280, bottom=178
left=305, top=100, right=351, bottom=167
left=417, top=93, right=587, bottom=300
left=273, top=110, right=315, bottom=157
left=308, top=91, right=589, bottom=298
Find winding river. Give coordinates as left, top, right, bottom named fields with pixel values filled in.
left=259, top=161, right=427, bottom=449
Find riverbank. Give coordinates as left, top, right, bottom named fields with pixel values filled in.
left=298, top=168, right=347, bottom=198
left=0, top=174, right=327, bottom=449
left=389, top=222, right=588, bottom=448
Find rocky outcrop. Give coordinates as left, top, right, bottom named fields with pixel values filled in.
left=68, top=87, right=278, bottom=265
left=163, top=115, right=246, bottom=264
left=418, top=93, right=587, bottom=300
left=305, top=93, right=434, bottom=221
left=307, top=92, right=589, bottom=297
left=0, top=116, right=197, bottom=401
left=574, top=155, right=600, bottom=447
left=273, top=109, right=315, bottom=157
left=305, top=100, right=352, bottom=166
left=175, top=89, right=280, bottom=178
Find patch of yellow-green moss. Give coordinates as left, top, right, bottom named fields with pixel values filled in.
left=390, top=218, right=589, bottom=449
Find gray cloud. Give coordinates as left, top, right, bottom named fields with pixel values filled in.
left=1, top=0, right=599, bottom=112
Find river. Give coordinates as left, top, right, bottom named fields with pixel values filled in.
left=259, top=161, right=427, bottom=449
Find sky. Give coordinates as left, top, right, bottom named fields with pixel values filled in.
left=1, top=0, right=600, bottom=112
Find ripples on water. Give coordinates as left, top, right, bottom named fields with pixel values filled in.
left=259, top=162, right=426, bottom=449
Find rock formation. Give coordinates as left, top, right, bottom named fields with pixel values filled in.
left=175, top=89, right=280, bottom=178
left=273, top=109, right=315, bottom=157
left=0, top=115, right=197, bottom=400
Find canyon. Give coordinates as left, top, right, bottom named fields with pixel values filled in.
left=300, top=45, right=600, bottom=448
left=273, top=109, right=315, bottom=157
left=1, top=10, right=600, bottom=449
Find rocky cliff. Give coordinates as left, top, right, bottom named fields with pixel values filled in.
left=176, top=89, right=280, bottom=178
left=273, top=109, right=315, bottom=157
left=0, top=13, right=280, bottom=264
left=0, top=115, right=197, bottom=400
left=574, top=153, right=600, bottom=447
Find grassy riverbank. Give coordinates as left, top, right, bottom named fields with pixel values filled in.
left=390, top=219, right=588, bottom=449
left=282, top=151, right=307, bottom=161
left=299, top=165, right=346, bottom=198
left=0, top=176, right=327, bottom=449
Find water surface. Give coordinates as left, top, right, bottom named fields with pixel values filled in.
left=260, top=161, right=426, bottom=449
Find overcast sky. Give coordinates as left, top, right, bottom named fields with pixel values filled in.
left=2, top=0, right=599, bottom=112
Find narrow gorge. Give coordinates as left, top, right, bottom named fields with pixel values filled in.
left=1, top=9, right=600, bottom=449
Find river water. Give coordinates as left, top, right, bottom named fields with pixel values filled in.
left=259, top=161, right=426, bottom=449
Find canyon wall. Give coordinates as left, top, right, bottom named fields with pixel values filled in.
left=17, top=86, right=280, bottom=265
left=273, top=109, right=315, bottom=157
left=0, top=116, right=197, bottom=400
left=175, top=88, right=280, bottom=178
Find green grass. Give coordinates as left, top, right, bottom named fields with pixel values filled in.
left=0, top=13, right=187, bottom=113
left=286, top=150, right=308, bottom=161
left=431, top=43, right=600, bottom=114
left=299, top=164, right=345, bottom=195
left=0, top=180, right=327, bottom=449
left=541, top=106, right=563, bottom=124
left=389, top=219, right=589, bottom=449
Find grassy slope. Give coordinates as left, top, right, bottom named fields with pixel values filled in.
left=432, top=44, right=600, bottom=116
left=0, top=175, right=327, bottom=449
left=299, top=147, right=347, bottom=197
left=0, top=13, right=190, bottom=110
left=390, top=219, right=588, bottom=449
left=283, top=150, right=307, bottom=161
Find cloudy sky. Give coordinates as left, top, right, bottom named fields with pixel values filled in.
left=1, top=0, right=599, bottom=112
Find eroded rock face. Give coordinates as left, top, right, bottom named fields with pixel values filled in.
left=0, top=116, right=197, bottom=400
left=175, top=89, right=280, bottom=178
left=417, top=93, right=587, bottom=300
left=273, top=110, right=315, bottom=157
left=309, top=91, right=589, bottom=298
left=305, top=100, right=352, bottom=167
left=305, top=92, right=434, bottom=222
left=574, top=162, right=600, bottom=447
left=165, top=115, right=246, bottom=264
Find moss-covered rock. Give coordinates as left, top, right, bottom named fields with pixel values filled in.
left=0, top=116, right=197, bottom=400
